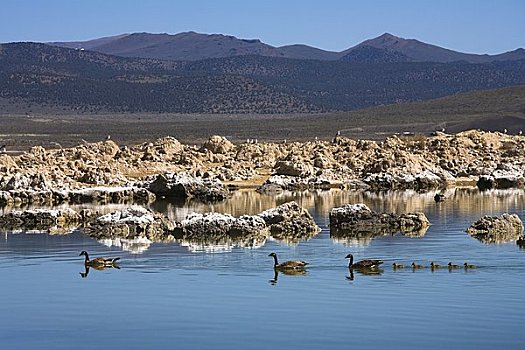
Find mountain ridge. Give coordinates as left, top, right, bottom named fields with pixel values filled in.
left=46, top=31, right=525, bottom=63
left=1, top=42, right=524, bottom=114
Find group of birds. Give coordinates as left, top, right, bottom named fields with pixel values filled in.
left=396, top=261, right=477, bottom=269
left=78, top=250, right=477, bottom=278
left=269, top=252, right=477, bottom=271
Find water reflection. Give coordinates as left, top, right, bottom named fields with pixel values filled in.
left=153, top=187, right=525, bottom=225
left=99, top=237, right=152, bottom=254
left=330, top=225, right=428, bottom=247
left=269, top=268, right=308, bottom=285
left=468, top=228, right=522, bottom=244
left=270, top=230, right=320, bottom=245
left=174, top=232, right=267, bottom=253
left=346, top=267, right=384, bottom=281
left=79, top=264, right=120, bottom=278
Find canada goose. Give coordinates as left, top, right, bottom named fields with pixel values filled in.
left=268, top=252, right=308, bottom=270
left=517, top=237, right=525, bottom=247
left=411, top=262, right=425, bottom=269
left=430, top=262, right=441, bottom=269
left=345, top=254, right=383, bottom=269
left=463, top=262, right=477, bottom=269
left=448, top=262, right=461, bottom=269
left=392, top=262, right=406, bottom=269
left=79, top=251, right=120, bottom=267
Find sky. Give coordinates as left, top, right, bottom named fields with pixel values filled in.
left=1, top=0, right=524, bottom=54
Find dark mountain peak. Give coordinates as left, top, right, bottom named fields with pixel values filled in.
left=358, top=33, right=416, bottom=50
left=375, top=32, right=402, bottom=42
left=340, top=45, right=412, bottom=63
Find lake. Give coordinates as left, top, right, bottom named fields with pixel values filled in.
left=1, top=188, right=524, bottom=350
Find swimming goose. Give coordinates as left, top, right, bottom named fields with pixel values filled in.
left=463, top=262, right=477, bottom=269
left=448, top=262, right=461, bottom=269
left=268, top=252, right=308, bottom=270
left=79, top=251, right=120, bottom=267
left=345, top=254, right=383, bottom=269
left=411, top=262, right=425, bottom=269
left=517, top=237, right=525, bottom=247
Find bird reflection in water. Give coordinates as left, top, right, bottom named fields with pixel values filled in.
left=346, top=266, right=384, bottom=281
left=269, top=268, right=308, bottom=285
left=79, top=264, right=120, bottom=278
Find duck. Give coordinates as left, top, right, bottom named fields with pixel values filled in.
left=448, top=262, right=461, bottom=269
left=463, top=262, right=477, bottom=269
left=345, top=254, right=383, bottom=269
left=411, top=262, right=425, bottom=269
left=392, top=262, right=406, bottom=269
left=430, top=262, right=441, bottom=269
left=268, top=252, right=308, bottom=270
left=79, top=250, right=120, bottom=267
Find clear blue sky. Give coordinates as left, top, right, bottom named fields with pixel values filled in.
left=2, top=0, right=524, bottom=54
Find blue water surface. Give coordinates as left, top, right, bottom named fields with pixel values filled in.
left=1, top=189, right=524, bottom=350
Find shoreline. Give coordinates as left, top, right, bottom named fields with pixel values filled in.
left=1, top=129, right=524, bottom=209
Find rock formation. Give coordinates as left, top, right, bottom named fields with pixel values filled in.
left=466, top=213, right=524, bottom=243
left=329, top=203, right=430, bottom=239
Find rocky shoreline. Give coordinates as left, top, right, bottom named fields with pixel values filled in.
left=1, top=130, right=525, bottom=208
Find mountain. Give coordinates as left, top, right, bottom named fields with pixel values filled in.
left=345, top=33, right=525, bottom=63
left=51, top=31, right=338, bottom=61
left=48, top=31, right=525, bottom=63
left=48, top=33, right=130, bottom=50
left=1, top=42, right=524, bottom=114
left=340, top=46, right=412, bottom=63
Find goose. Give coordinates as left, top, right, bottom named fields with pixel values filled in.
left=463, top=262, right=477, bottom=269
left=268, top=252, right=308, bottom=270
left=430, top=262, right=441, bottom=269
left=79, top=251, right=120, bottom=267
left=411, top=262, right=425, bottom=269
left=392, top=262, right=406, bottom=269
left=345, top=254, right=383, bottom=269
left=448, top=262, right=461, bottom=269
left=517, top=237, right=525, bottom=247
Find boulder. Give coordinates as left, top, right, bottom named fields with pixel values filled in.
left=466, top=213, right=523, bottom=244
left=0, top=154, right=17, bottom=169
left=200, top=135, right=234, bottom=154
left=0, top=208, right=81, bottom=232
left=274, top=159, right=313, bottom=177
left=258, top=201, right=320, bottom=236
left=329, top=203, right=430, bottom=237
left=477, top=170, right=524, bottom=190
left=85, top=207, right=176, bottom=242
left=147, top=173, right=230, bottom=202
left=181, top=212, right=268, bottom=237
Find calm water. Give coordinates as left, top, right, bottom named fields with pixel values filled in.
left=1, top=188, right=524, bottom=350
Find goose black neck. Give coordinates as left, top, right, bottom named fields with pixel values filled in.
left=83, top=252, right=90, bottom=263
left=272, top=254, right=279, bottom=267
left=348, top=255, right=353, bottom=267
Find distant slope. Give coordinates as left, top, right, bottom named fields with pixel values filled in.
left=48, top=33, right=130, bottom=50
left=52, top=32, right=337, bottom=61
left=1, top=42, right=524, bottom=114
left=344, top=33, right=525, bottom=63
left=48, top=31, right=525, bottom=63
left=340, top=46, right=412, bottom=63
left=0, top=42, right=317, bottom=114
